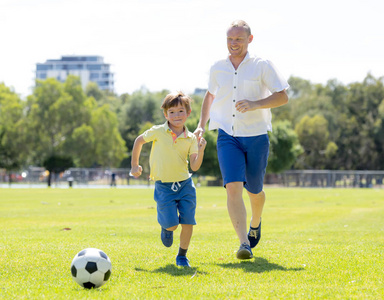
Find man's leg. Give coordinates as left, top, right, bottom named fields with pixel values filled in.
left=247, top=190, right=264, bottom=248
left=248, top=190, right=265, bottom=228
left=226, top=181, right=249, bottom=245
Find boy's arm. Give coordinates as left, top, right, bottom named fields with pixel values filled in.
left=190, top=137, right=207, bottom=171
left=130, top=135, right=147, bottom=177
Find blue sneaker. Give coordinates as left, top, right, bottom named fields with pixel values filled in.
left=236, top=243, right=253, bottom=259
left=248, top=220, right=261, bottom=248
left=176, top=255, right=191, bottom=267
left=161, top=227, right=173, bottom=247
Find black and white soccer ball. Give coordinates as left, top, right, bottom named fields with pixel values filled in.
left=70, top=248, right=112, bottom=289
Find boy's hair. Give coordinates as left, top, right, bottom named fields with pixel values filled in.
left=228, top=20, right=252, bottom=36
left=161, top=91, right=192, bottom=113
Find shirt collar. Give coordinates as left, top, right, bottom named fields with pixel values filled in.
left=163, top=121, right=189, bottom=138
left=226, top=52, right=251, bottom=65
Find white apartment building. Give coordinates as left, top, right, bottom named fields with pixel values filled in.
left=36, top=55, right=114, bottom=91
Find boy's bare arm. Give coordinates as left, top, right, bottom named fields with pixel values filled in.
left=130, top=135, right=147, bottom=177
left=190, top=137, right=207, bottom=171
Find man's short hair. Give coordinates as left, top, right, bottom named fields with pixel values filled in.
left=161, top=91, right=192, bottom=113
left=229, top=20, right=252, bottom=36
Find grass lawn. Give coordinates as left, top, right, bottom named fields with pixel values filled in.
left=0, top=187, right=383, bottom=299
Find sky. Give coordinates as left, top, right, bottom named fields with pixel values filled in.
left=1, top=0, right=384, bottom=99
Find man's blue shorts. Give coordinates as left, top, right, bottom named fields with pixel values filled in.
left=217, top=129, right=269, bottom=194
left=154, top=177, right=196, bottom=229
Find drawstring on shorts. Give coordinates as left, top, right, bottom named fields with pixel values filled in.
left=171, top=181, right=181, bottom=192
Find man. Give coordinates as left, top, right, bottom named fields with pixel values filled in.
left=194, top=20, right=289, bottom=259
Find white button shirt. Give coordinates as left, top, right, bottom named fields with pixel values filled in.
left=208, top=53, right=289, bottom=137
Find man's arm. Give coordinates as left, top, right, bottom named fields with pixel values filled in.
left=235, top=90, right=288, bottom=113
left=194, top=91, right=215, bottom=138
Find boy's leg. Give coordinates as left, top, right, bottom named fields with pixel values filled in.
left=176, top=224, right=193, bottom=267
left=154, top=181, right=180, bottom=247
left=179, top=224, right=193, bottom=249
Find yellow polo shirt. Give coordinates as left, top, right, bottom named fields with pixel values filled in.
left=142, top=122, right=198, bottom=182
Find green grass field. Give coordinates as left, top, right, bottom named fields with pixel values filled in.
left=1, top=187, right=383, bottom=299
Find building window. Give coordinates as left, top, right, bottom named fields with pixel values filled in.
left=90, top=73, right=99, bottom=79
left=87, top=64, right=102, bottom=70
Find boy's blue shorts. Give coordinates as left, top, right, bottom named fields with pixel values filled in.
left=217, top=129, right=269, bottom=194
left=154, top=177, right=196, bottom=229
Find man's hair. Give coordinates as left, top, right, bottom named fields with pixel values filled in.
left=228, top=20, right=252, bottom=36
left=161, top=91, right=192, bottom=113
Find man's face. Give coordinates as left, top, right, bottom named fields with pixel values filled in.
left=227, top=27, right=253, bottom=59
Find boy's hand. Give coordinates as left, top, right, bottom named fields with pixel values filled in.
left=198, top=137, right=207, bottom=151
left=130, top=165, right=143, bottom=177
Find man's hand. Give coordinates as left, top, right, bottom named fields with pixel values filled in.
left=194, top=127, right=205, bottom=140
left=235, top=100, right=257, bottom=113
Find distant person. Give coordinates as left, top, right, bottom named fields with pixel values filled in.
left=131, top=91, right=207, bottom=267
left=110, top=172, right=116, bottom=187
left=194, top=20, right=289, bottom=259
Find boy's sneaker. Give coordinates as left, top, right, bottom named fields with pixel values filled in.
left=161, top=227, right=173, bottom=247
left=176, top=255, right=191, bottom=267
left=236, top=243, right=253, bottom=259
left=248, top=220, right=261, bottom=248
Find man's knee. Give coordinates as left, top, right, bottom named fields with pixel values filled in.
left=226, top=182, right=243, bottom=196
left=248, top=190, right=265, bottom=201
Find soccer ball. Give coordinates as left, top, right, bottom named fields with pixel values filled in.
left=70, top=248, right=112, bottom=289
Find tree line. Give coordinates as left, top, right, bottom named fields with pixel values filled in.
left=1, top=73, right=383, bottom=183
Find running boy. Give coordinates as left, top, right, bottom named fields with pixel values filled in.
left=130, top=91, right=206, bottom=267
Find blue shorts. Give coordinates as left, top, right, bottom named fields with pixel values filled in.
left=154, top=177, right=196, bottom=229
left=217, top=129, right=269, bottom=194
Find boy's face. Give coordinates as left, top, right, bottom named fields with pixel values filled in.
left=164, top=103, right=190, bottom=129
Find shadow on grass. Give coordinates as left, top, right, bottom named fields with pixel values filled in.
left=217, top=257, right=304, bottom=273
left=135, top=264, right=207, bottom=277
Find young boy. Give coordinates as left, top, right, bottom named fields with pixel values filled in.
left=130, top=91, right=207, bottom=267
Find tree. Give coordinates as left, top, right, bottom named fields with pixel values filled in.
left=295, top=115, right=335, bottom=169
left=267, top=121, right=303, bottom=173
left=24, top=76, right=127, bottom=185
left=91, top=104, right=127, bottom=167
left=43, top=155, right=74, bottom=187
left=0, top=83, right=26, bottom=183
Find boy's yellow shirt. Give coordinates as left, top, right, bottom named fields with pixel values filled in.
left=142, top=122, right=198, bottom=182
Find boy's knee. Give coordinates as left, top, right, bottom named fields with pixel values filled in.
left=166, top=225, right=178, bottom=231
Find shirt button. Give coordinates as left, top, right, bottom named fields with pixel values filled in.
left=232, top=114, right=235, bottom=117
left=234, top=86, right=236, bottom=89
left=235, top=72, right=237, bottom=75
left=233, top=100, right=235, bottom=102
